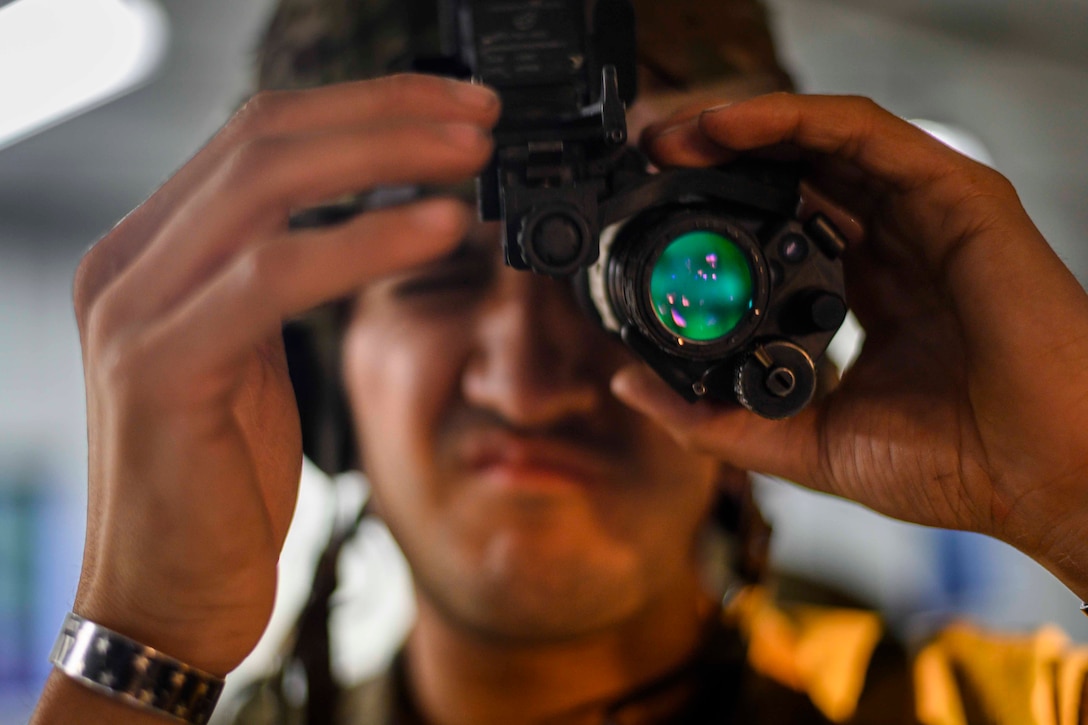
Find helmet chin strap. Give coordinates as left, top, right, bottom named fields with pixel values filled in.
left=714, top=472, right=772, bottom=589
left=289, top=499, right=371, bottom=724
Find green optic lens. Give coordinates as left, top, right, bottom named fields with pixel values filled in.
left=648, top=231, right=754, bottom=342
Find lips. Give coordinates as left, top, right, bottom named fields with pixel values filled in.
left=458, top=428, right=618, bottom=490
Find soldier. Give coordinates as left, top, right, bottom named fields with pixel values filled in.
left=30, top=0, right=1088, bottom=723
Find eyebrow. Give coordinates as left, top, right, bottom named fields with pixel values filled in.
left=288, top=196, right=368, bottom=230
left=420, top=234, right=495, bottom=271
left=286, top=192, right=499, bottom=280
left=288, top=186, right=455, bottom=231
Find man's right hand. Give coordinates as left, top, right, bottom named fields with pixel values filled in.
left=59, top=74, right=498, bottom=678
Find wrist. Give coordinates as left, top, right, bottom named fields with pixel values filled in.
left=74, top=584, right=265, bottom=677
left=49, top=612, right=225, bottom=724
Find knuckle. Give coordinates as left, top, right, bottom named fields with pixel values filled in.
left=72, top=244, right=103, bottom=322
left=959, top=163, right=1019, bottom=208
left=764, top=90, right=794, bottom=103
left=82, top=287, right=138, bottom=369
left=234, top=90, right=294, bottom=137
left=845, top=95, right=882, bottom=114
left=832, top=97, right=882, bottom=156
left=379, top=72, right=445, bottom=102
left=234, top=247, right=266, bottom=290
left=96, top=338, right=137, bottom=393
left=225, top=136, right=287, bottom=188
left=979, top=166, right=1016, bottom=197
left=78, top=284, right=160, bottom=398
left=91, top=326, right=147, bottom=398
left=435, top=123, right=493, bottom=162
left=660, top=423, right=700, bottom=453
left=73, top=230, right=125, bottom=327
left=79, top=264, right=130, bottom=351
left=236, top=242, right=292, bottom=293
left=82, top=295, right=113, bottom=351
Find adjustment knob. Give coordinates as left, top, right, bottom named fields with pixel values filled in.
left=805, top=292, right=848, bottom=332
left=519, top=205, right=594, bottom=275
left=535, top=216, right=582, bottom=265
left=733, top=340, right=817, bottom=419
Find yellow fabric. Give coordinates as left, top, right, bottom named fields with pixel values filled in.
left=912, top=622, right=1087, bottom=725
left=728, top=587, right=884, bottom=722
left=914, top=636, right=968, bottom=725
left=1059, top=647, right=1088, bottom=725
left=730, top=588, right=1088, bottom=725
left=232, top=584, right=1088, bottom=725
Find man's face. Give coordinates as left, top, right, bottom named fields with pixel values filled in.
left=341, top=87, right=749, bottom=640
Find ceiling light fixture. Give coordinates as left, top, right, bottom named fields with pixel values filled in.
left=0, top=0, right=169, bottom=151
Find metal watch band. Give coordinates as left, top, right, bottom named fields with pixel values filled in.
left=49, top=612, right=224, bottom=724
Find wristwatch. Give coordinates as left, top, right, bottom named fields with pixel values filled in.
left=49, top=612, right=224, bottom=724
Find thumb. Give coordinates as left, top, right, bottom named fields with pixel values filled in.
left=610, top=363, right=823, bottom=488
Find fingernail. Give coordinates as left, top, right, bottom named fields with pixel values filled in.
left=653, top=118, right=697, bottom=138
left=410, top=198, right=462, bottom=229
left=701, top=102, right=735, bottom=115
left=451, top=81, right=500, bottom=110
left=444, top=122, right=489, bottom=148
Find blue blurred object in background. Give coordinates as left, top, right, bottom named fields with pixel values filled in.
left=0, top=470, right=83, bottom=722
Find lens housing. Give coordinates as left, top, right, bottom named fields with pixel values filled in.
left=604, top=207, right=769, bottom=360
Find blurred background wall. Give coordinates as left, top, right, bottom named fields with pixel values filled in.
left=0, top=0, right=1085, bottom=722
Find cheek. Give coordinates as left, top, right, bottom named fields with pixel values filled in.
left=586, top=411, right=724, bottom=578
left=341, top=313, right=469, bottom=495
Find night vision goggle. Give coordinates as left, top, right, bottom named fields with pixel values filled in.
left=446, top=0, right=849, bottom=418
left=294, top=0, right=848, bottom=420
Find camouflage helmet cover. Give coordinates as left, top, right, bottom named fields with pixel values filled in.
left=255, top=0, right=792, bottom=92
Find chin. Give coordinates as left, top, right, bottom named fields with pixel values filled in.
left=418, top=519, right=651, bottom=642
left=432, top=568, right=645, bottom=643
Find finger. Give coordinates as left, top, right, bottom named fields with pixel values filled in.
left=74, top=141, right=235, bottom=330
left=643, top=116, right=870, bottom=254
left=640, top=108, right=702, bottom=144
left=642, top=93, right=968, bottom=201
left=646, top=93, right=1022, bottom=275
left=694, top=93, right=961, bottom=192
left=639, top=116, right=737, bottom=167
left=73, top=75, right=499, bottom=323
left=643, top=115, right=806, bottom=169
left=147, top=197, right=472, bottom=391
left=226, top=74, right=501, bottom=139
left=611, top=363, right=823, bottom=488
left=101, top=119, right=493, bottom=326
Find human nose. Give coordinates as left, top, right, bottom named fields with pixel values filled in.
left=462, top=269, right=604, bottom=427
